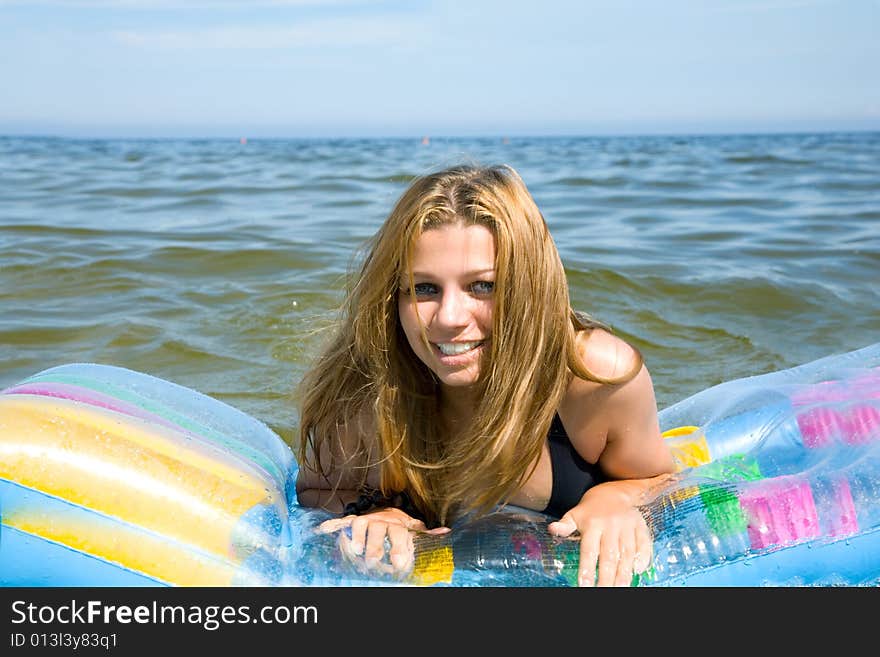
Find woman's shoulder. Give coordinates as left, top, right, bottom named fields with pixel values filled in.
left=562, top=329, right=663, bottom=471
left=296, top=403, right=380, bottom=490
left=337, top=403, right=378, bottom=452
left=302, top=402, right=378, bottom=466
left=573, top=327, right=642, bottom=383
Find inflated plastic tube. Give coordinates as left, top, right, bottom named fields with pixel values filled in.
left=2, top=342, right=879, bottom=587
left=639, top=350, right=880, bottom=586
left=0, top=364, right=294, bottom=586
left=283, top=345, right=880, bottom=587
left=284, top=345, right=880, bottom=587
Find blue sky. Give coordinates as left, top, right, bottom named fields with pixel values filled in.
left=2, top=0, right=878, bottom=138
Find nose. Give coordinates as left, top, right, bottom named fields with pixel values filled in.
left=435, top=288, right=470, bottom=328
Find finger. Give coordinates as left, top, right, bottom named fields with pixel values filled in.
left=317, top=516, right=354, bottom=534
left=633, top=518, right=653, bottom=574
left=363, top=521, right=390, bottom=564
left=613, top=526, right=637, bottom=587
left=337, top=530, right=362, bottom=564
left=348, top=515, right=372, bottom=555
left=399, top=515, right=427, bottom=531
left=596, top=525, right=621, bottom=588
left=577, top=526, right=601, bottom=587
left=387, top=524, right=415, bottom=575
left=338, top=531, right=395, bottom=577
left=547, top=514, right=578, bottom=538
left=424, top=526, right=452, bottom=536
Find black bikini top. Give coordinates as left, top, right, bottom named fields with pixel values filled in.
left=344, top=413, right=604, bottom=523
left=542, top=413, right=606, bottom=518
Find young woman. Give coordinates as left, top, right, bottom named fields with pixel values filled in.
left=296, top=164, right=675, bottom=587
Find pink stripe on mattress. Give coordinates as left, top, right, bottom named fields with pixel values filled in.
left=2, top=382, right=186, bottom=435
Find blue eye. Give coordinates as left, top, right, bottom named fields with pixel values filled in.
left=412, top=282, right=439, bottom=297
left=470, top=280, right=495, bottom=295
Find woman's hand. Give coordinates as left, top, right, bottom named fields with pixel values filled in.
left=546, top=481, right=653, bottom=587
left=317, top=508, right=450, bottom=579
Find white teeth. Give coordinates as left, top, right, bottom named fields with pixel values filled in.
left=436, top=341, right=483, bottom=356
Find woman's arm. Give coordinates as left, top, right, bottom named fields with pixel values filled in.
left=563, top=328, right=675, bottom=477
left=548, top=473, right=672, bottom=586
left=295, top=486, right=361, bottom=513
left=549, top=329, right=675, bottom=586
left=295, top=444, right=365, bottom=512
left=295, top=406, right=379, bottom=512
left=296, top=410, right=448, bottom=578
left=599, top=362, right=676, bottom=478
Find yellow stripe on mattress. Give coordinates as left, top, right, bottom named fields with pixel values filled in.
left=0, top=395, right=275, bottom=559
left=662, top=425, right=711, bottom=469
left=4, top=508, right=238, bottom=586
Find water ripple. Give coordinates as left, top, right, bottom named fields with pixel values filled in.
left=1, top=131, right=878, bottom=418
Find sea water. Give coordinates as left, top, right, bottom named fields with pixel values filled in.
left=1, top=131, right=878, bottom=444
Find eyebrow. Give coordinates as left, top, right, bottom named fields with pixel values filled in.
left=409, top=268, right=495, bottom=278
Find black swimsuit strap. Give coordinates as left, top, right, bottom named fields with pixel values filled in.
left=543, top=413, right=606, bottom=518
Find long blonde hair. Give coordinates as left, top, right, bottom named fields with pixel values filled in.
left=296, top=164, right=640, bottom=526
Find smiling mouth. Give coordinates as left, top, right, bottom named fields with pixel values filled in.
left=434, top=340, right=486, bottom=356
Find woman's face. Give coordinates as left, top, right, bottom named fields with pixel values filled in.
left=398, top=223, right=495, bottom=389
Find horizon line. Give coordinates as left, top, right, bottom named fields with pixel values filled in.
left=3, top=126, right=880, bottom=142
